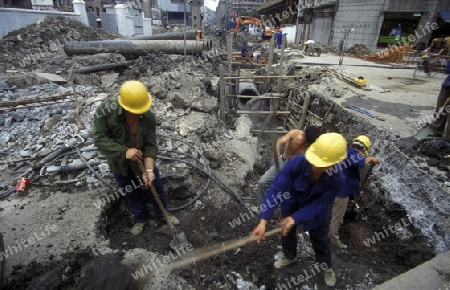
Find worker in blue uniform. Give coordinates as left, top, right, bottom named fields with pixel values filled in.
left=251, top=132, right=348, bottom=287
left=329, top=135, right=380, bottom=249
left=241, top=45, right=249, bottom=57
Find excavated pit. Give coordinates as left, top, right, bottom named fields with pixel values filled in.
left=3, top=78, right=445, bottom=290
left=94, top=89, right=442, bottom=289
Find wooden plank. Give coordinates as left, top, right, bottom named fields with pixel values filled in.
left=277, top=34, right=286, bottom=91
left=224, top=75, right=302, bottom=80
left=219, top=64, right=226, bottom=122
left=298, top=93, right=311, bottom=129
left=229, top=93, right=285, bottom=99
left=251, top=130, right=288, bottom=133
left=236, top=110, right=291, bottom=114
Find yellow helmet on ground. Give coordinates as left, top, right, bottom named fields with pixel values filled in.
left=353, top=135, right=371, bottom=155
left=305, top=133, right=347, bottom=167
left=118, top=80, right=152, bottom=114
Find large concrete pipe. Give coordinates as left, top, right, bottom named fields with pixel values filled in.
left=236, top=79, right=260, bottom=110
left=130, top=31, right=197, bottom=40
left=64, top=40, right=210, bottom=56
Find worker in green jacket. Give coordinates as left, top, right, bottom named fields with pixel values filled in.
left=92, top=80, right=179, bottom=236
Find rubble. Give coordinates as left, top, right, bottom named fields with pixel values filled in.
left=0, top=16, right=119, bottom=72
left=0, top=14, right=449, bottom=290
left=345, top=44, right=371, bottom=56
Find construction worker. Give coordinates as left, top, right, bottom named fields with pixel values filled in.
left=92, top=80, right=179, bottom=236
left=277, top=31, right=283, bottom=49
left=257, top=126, right=322, bottom=207
left=241, top=45, right=249, bottom=57
left=251, top=133, right=348, bottom=287
left=424, top=35, right=449, bottom=56
left=423, top=35, right=448, bottom=74
left=329, top=135, right=380, bottom=249
left=429, top=59, right=450, bottom=138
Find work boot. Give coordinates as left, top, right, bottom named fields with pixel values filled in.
left=159, top=213, right=180, bottom=225
left=332, top=240, right=348, bottom=249
left=323, top=269, right=336, bottom=287
left=274, top=257, right=297, bottom=269
left=130, top=222, right=146, bottom=236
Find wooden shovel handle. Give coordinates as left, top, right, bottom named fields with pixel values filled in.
left=136, top=160, right=176, bottom=233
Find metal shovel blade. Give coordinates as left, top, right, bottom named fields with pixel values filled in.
left=415, top=125, right=432, bottom=141
left=169, top=231, right=189, bottom=251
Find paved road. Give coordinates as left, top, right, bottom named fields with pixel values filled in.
left=288, top=51, right=445, bottom=138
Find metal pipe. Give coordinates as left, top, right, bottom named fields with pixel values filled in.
left=129, top=30, right=197, bottom=40
left=64, top=40, right=209, bottom=56
left=74, top=60, right=136, bottom=74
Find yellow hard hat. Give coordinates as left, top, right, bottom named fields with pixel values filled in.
left=353, top=135, right=371, bottom=155
left=118, top=80, right=152, bottom=114
left=305, top=133, right=347, bottom=167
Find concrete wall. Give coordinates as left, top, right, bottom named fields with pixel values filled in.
left=160, top=1, right=190, bottom=13
left=0, top=8, right=80, bottom=39
left=331, top=0, right=386, bottom=51
left=310, top=6, right=334, bottom=44
left=283, top=25, right=296, bottom=43
left=87, top=11, right=97, bottom=27
left=99, top=11, right=118, bottom=34
left=31, top=0, right=53, bottom=6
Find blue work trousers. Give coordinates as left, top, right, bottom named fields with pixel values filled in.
left=282, top=220, right=332, bottom=268
left=113, top=166, right=167, bottom=223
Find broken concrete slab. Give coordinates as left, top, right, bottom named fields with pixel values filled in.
left=101, top=73, right=119, bottom=88
left=35, top=72, right=67, bottom=84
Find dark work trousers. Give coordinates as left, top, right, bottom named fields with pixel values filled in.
left=432, top=86, right=450, bottom=138
left=282, top=220, right=332, bottom=268
left=114, top=166, right=167, bottom=223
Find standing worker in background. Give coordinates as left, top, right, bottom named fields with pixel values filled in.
left=424, top=35, right=449, bottom=56
left=423, top=35, right=449, bottom=74
left=93, top=80, right=179, bottom=236
left=429, top=59, right=450, bottom=138
left=257, top=126, right=322, bottom=207
left=329, top=135, right=380, bottom=249
left=277, top=31, right=283, bottom=49
left=241, top=44, right=249, bottom=57
left=252, top=133, right=348, bottom=287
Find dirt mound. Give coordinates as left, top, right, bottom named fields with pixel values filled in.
left=345, top=44, right=371, bottom=56
left=0, top=16, right=119, bottom=71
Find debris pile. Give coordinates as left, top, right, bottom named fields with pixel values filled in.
left=345, top=44, right=371, bottom=56
left=0, top=16, right=119, bottom=71
left=362, top=44, right=413, bottom=63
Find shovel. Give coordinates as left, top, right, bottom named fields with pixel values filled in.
left=415, top=96, right=450, bottom=141
left=137, top=160, right=189, bottom=251
left=169, top=227, right=283, bottom=270
left=352, top=162, right=376, bottom=221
